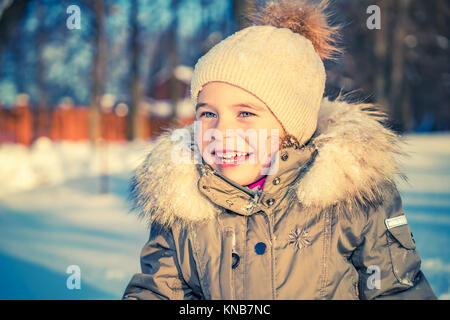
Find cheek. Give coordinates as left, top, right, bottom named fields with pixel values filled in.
left=259, top=125, right=282, bottom=150
left=195, top=127, right=216, bottom=163
left=195, top=128, right=203, bottom=146
left=196, top=129, right=208, bottom=155
left=195, top=121, right=212, bottom=143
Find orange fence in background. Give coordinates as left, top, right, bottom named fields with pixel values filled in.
left=50, top=107, right=90, bottom=142
left=0, top=105, right=194, bottom=146
left=0, top=105, right=34, bottom=146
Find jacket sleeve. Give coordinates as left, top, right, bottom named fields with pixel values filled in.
left=351, top=183, right=437, bottom=300
left=122, top=222, right=203, bottom=300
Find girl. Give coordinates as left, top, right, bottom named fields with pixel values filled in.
left=122, top=0, right=436, bottom=299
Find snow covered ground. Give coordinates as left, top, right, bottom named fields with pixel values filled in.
left=0, top=138, right=152, bottom=299
left=0, top=133, right=449, bottom=299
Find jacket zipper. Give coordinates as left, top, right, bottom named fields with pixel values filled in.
left=269, top=213, right=275, bottom=299
left=222, top=227, right=235, bottom=300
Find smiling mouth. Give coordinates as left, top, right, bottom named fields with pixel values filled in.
left=212, top=151, right=253, bottom=166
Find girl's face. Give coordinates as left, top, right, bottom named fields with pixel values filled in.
left=195, top=81, right=285, bottom=186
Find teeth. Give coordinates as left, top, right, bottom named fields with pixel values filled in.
left=216, top=152, right=249, bottom=159
left=223, top=153, right=235, bottom=159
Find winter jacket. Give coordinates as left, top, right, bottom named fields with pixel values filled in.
left=122, top=97, right=437, bottom=300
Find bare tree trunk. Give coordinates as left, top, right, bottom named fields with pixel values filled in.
left=0, top=0, right=30, bottom=54
left=390, top=0, right=413, bottom=131
left=199, top=0, right=211, bottom=54
left=167, top=0, right=180, bottom=123
left=373, top=0, right=389, bottom=110
left=11, top=28, right=25, bottom=93
left=90, top=0, right=108, bottom=194
left=128, top=0, right=144, bottom=140
left=89, top=0, right=107, bottom=143
left=35, top=4, right=49, bottom=139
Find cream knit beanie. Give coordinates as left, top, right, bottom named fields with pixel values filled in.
left=190, top=0, right=340, bottom=146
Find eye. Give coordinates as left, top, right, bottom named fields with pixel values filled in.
left=240, top=111, right=255, bottom=117
left=199, top=111, right=216, bottom=118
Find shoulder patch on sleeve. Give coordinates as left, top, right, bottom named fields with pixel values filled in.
left=385, top=215, right=408, bottom=229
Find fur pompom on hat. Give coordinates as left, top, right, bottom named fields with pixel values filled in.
left=190, top=0, right=341, bottom=146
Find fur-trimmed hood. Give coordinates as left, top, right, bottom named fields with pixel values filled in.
left=129, top=97, right=407, bottom=228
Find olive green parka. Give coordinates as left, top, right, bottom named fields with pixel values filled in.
left=122, top=97, right=436, bottom=300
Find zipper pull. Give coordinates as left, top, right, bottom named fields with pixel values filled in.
left=232, top=232, right=236, bottom=252
left=253, top=188, right=262, bottom=204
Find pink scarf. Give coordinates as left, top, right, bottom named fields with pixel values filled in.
left=245, top=175, right=267, bottom=191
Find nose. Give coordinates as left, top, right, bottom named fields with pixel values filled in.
left=209, top=117, right=245, bottom=152
left=212, top=116, right=235, bottom=141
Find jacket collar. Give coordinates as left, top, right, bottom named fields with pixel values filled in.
left=197, top=144, right=317, bottom=216
left=129, top=97, right=407, bottom=228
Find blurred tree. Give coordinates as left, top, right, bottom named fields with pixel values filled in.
left=167, top=0, right=181, bottom=123
left=89, top=0, right=107, bottom=143
left=373, top=0, right=390, bottom=111
left=35, top=5, right=48, bottom=110
left=390, top=0, right=413, bottom=131
left=0, top=0, right=30, bottom=97
left=0, top=0, right=30, bottom=55
left=34, top=2, right=51, bottom=140
left=329, top=0, right=449, bottom=132
left=128, top=0, right=144, bottom=140
left=200, top=0, right=212, bottom=54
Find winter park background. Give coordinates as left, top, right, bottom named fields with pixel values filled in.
left=0, top=1, right=449, bottom=299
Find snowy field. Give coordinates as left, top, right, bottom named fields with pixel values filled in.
left=0, top=133, right=449, bottom=300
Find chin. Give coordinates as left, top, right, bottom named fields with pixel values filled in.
left=218, top=166, right=261, bottom=186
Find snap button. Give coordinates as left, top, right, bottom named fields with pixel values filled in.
left=272, top=177, right=280, bottom=185
left=265, top=198, right=275, bottom=207
left=232, top=253, right=240, bottom=269
left=281, top=151, right=289, bottom=161
left=254, top=242, right=266, bottom=255
left=202, top=185, right=209, bottom=191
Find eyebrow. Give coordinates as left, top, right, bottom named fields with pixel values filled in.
left=195, top=102, right=265, bottom=112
